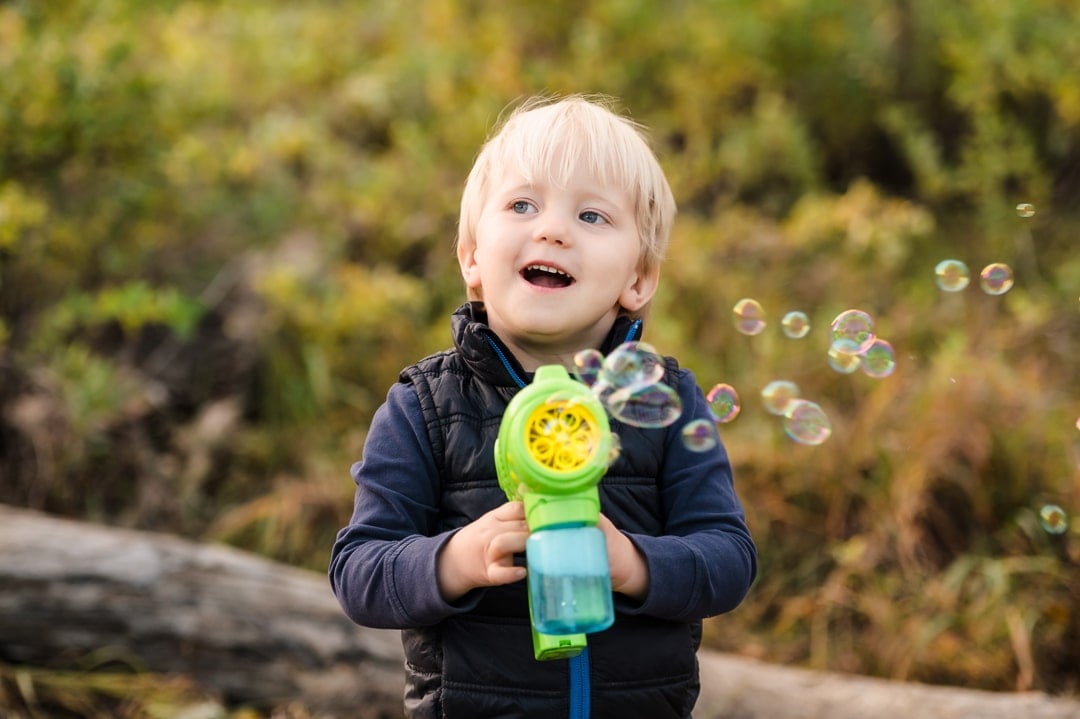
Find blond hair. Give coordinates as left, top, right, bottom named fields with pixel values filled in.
left=456, top=94, right=676, bottom=316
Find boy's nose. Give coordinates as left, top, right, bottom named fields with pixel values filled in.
left=533, top=219, right=569, bottom=246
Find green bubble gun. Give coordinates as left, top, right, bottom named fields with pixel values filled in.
left=495, top=364, right=616, bottom=661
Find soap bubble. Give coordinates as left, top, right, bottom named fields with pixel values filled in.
left=783, top=399, right=833, bottom=445
left=706, top=383, right=741, bottom=423
left=681, top=419, right=718, bottom=452
left=599, top=342, right=664, bottom=389
left=761, top=380, right=800, bottom=416
left=1039, top=504, right=1068, bottom=535
left=830, top=309, right=875, bottom=353
left=934, top=259, right=970, bottom=291
left=1016, top=202, right=1035, bottom=218
left=827, top=338, right=863, bottom=374
left=979, top=263, right=1014, bottom=296
left=605, top=381, right=682, bottom=428
left=935, top=259, right=970, bottom=292
left=781, top=311, right=811, bottom=339
left=860, top=339, right=896, bottom=378
left=732, top=298, right=766, bottom=336
left=572, top=349, right=604, bottom=387
left=589, top=342, right=685, bottom=430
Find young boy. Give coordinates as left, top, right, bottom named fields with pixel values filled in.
left=329, top=95, right=757, bottom=718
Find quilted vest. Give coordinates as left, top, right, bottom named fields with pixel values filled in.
left=397, top=304, right=700, bottom=719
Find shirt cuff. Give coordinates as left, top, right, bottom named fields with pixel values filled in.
left=389, top=530, right=485, bottom=625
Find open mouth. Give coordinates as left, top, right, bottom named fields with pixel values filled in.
left=521, top=264, right=575, bottom=289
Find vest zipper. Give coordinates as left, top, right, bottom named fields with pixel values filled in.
left=483, top=333, right=527, bottom=388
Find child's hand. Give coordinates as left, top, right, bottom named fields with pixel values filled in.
left=598, top=513, right=649, bottom=601
left=437, top=501, right=530, bottom=601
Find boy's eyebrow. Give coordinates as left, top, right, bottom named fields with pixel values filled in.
left=500, top=182, right=538, bottom=195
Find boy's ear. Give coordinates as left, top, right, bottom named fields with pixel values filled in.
left=618, top=265, right=660, bottom=313
left=457, top=240, right=482, bottom=290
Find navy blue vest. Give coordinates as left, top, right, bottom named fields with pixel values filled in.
left=397, top=304, right=700, bottom=718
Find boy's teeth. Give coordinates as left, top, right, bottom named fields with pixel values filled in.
left=523, top=263, right=573, bottom=288
left=528, top=264, right=568, bottom=276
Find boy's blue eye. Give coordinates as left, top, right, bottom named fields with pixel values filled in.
left=511, top=200, right=534, bottom=214
left=580, top=210, right=605, bottom=224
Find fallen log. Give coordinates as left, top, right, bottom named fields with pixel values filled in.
left=0, top=504, right=404, bottom=717
left=2, top=505, right=1079, bottom=719
left=694, top=652, right=1080, bottom=719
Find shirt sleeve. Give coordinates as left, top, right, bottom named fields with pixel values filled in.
left=328, top=382, right=483, bottom=628
left=615, top=367, right=758, bottom=621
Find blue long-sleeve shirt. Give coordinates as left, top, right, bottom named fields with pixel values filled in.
left=331, top=370, right=757, bottom=628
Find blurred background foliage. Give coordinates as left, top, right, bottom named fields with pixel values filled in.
left=1, top=0, right=1079, bottom=714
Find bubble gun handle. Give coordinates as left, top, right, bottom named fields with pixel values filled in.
left=494, top=364, right=615, bottom=661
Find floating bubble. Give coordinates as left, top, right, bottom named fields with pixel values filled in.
left=934, top=259, right=970, bottom=292
left=605, top=381, right=682, bottom=428
left=681, top=419, right=718, bottom=452
left=761, top=380, right=800, bottom=416
left=732, top=298, right=766, bottom=336
left=781, top=311, right=811, bottom=339
left=979, top=263, right=1014, bottom=296
left=573, top=349, right=604, bottom=387
left=1016, top=202, right=1035, bottom=218
left=782, top=399, right=832, bottom=446
left=860, top=339, right=896, bottom=378
left=1039, top=504, right=1068, bottom=535
left=706, top=383, right=741, bottom=423
left=600, top=342, right=664, bottom=389
left=830, top=309, right=875, bottom=353
left=827, top=338, right=863, bottom=374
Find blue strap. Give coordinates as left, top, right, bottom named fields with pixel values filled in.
left=568, top=648, right=590, bottom=718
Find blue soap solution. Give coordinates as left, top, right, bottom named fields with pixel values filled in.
left=526, top=525, right=614, bottom=635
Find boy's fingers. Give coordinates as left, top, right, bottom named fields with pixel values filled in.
left=489, top=564, right=527, bottom=585
left=491, top=532, right=528, bottom=557
left=492, top=501, right=525, bottom=520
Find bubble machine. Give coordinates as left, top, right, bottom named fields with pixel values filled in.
left=495, top=364, right=615, bottom=660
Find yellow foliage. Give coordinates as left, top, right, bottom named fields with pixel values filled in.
left=0, top=182, right=49, bottom=250
left=1, top=0, right=1079, bottom=701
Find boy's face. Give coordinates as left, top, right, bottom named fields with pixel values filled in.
left=458, top=159, right=658, bottom=369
